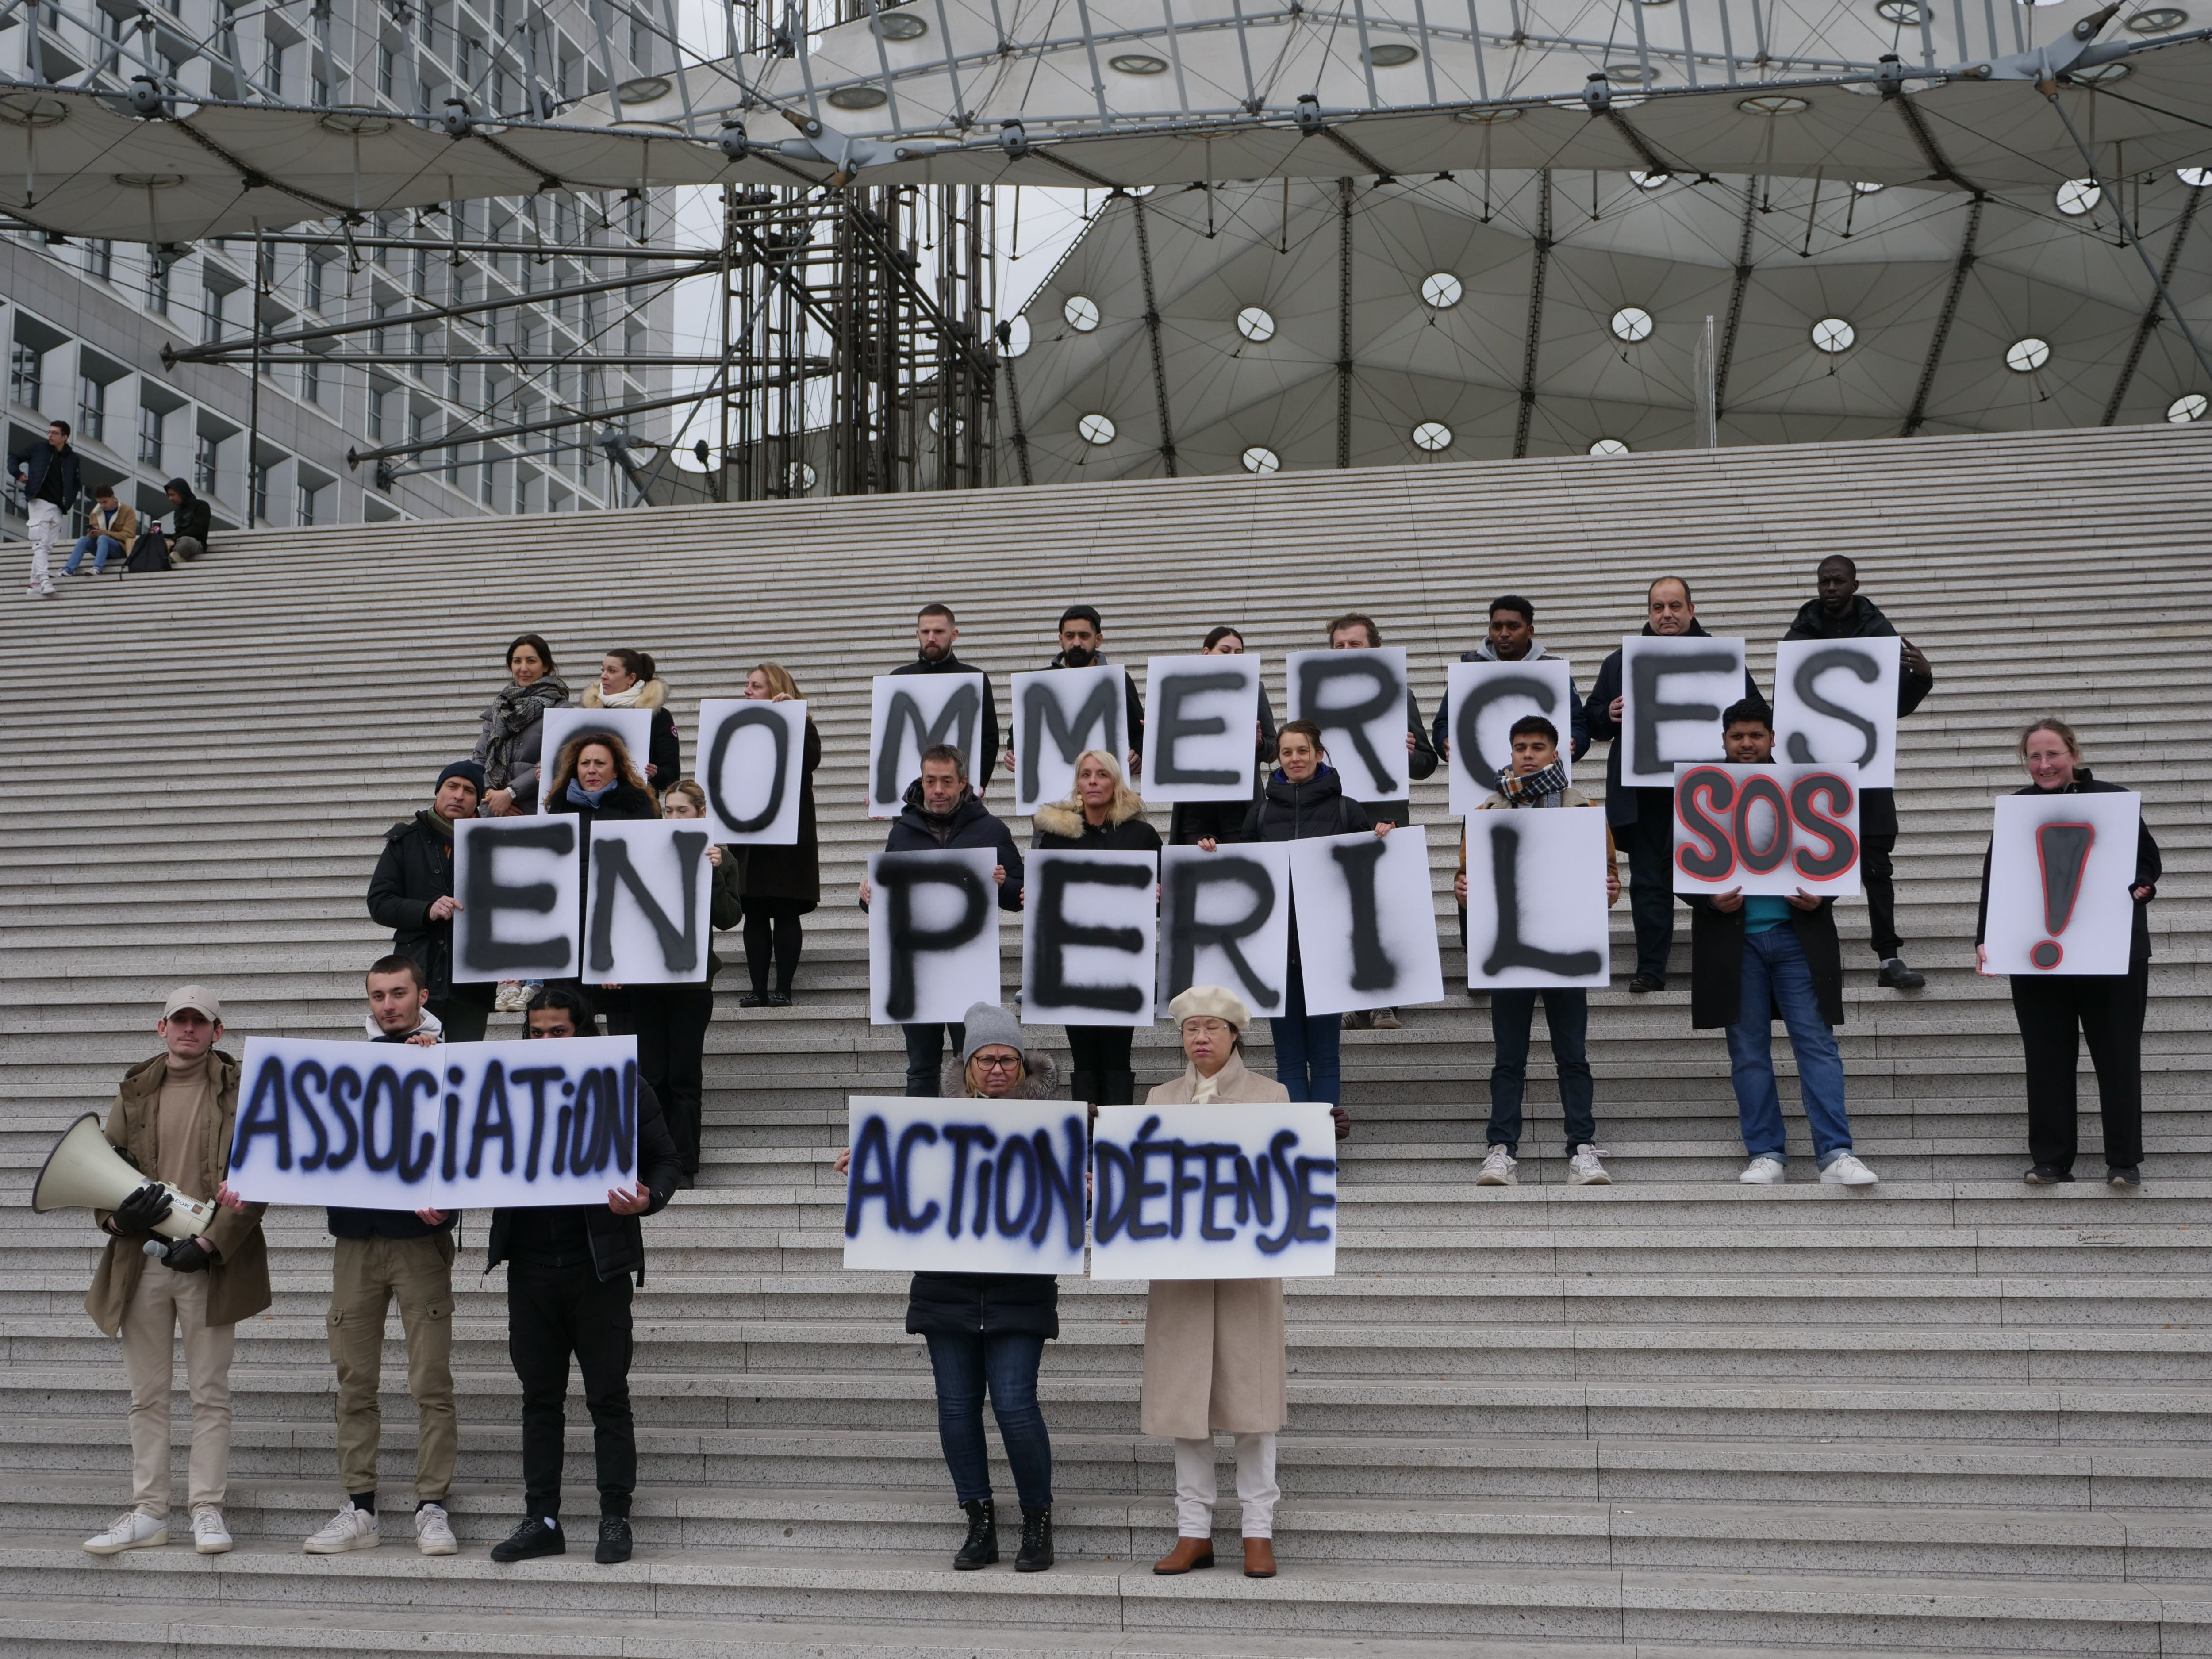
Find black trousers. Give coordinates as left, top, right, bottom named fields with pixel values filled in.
left=743, top=899, right=806, bottom=995
left=428, top=996, right=490, bottom=1044
left=2010, top=964, right=2148, bottom=1174
left=632, top=984, right=712, bottom=1173
left=508, top=1261, right=635, bottom=1517
left=1065, top=1026, right=1135, bottom=1103
left=1621, top=799, right=1678, bottom=982
left=905, top=1022, right=965, bottom=1095
left=1860, top=833, right=1901, bottom=960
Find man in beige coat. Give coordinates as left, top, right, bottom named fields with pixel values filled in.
left=80, top=987, right=270, bottom=1557
left=1141, top=985, right=1331, bottom=1582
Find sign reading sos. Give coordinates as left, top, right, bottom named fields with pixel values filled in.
left=1671, top=764, right=1863, bottom=898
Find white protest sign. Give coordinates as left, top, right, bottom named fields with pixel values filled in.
left=868, top=672, right=987, bottom=819
left=452, top=816, right=581, bottom=983
left=1022, top=849, right=1159, bottom=1028
left=537, top=708, right=657, bottom=810
left=1013, top=663, right=1129, bottom=814
left=1157, top=842, right=1293, bottom=1018
left=1983, top=790, right=2140, bottom=975
left=1619, top=635, right=1750, bottom=788
left=581, top=820, right=714, bottom=984
left=1464, top=810, right=1612, bottom=989
left=1141, top=654, right=1263, bottom=804
left=1287, top=826, right=1447, bottom=1015
left=868, top=847, right=1003, bottom=1025
left=696, top=698, right=808, bottom=844
left=1446, top=658, right=1578, bottom=813
left=841, top=1095, right=1089, bottom=1274
left=1773, top=637, right=1901, bottom=791
left=1673, top=763, right=1863, bottom=899
left=227, top=1036, right=641, bottom=1209
left=1090, top=1102, right=1339, bottom=1281
left=1286, top=647, right=1410, bottom=802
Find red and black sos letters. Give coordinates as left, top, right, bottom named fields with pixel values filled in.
left=1675, top=766, right=1859, bottom=884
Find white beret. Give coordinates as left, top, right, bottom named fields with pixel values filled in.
left=1168, top=985, right=1252, bottom=1031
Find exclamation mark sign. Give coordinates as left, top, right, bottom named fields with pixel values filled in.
left=2031, top=822, right=2096, bottom=969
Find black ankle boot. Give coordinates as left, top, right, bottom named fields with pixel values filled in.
left=953, top=1498, right=997, bottom=1569
left=1101, top=1070, right=1137, bottom=1106
left=1014, top=1505, right=1053, bottom=1572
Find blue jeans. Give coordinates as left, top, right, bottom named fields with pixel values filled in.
left=64, top=534, right=122, bottom=574
left=1727, top=926, right=1852, bottom=1166
left=1488, top=988, right=1595, bottom=1155
left=922, top=1331, right=1052, bottom=1510
left=1270, top=962, right=1342, bottom=1104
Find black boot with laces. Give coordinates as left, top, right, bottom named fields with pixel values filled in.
left=953, top=1498, right=997, bottom=1569
left=1014, top=1505, right=1053, bottom=1572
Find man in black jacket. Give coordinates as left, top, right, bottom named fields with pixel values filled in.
left=894, top=602, right=1001, bottom=792
left=12, top=419, right=78, bottom=598
left=366, top=762, right=497, bottom=1041
left=1583, top=576, right=1762, bottom=993
left=1782, top=556, right=1936, bottom=991
left=486, top=987, right=681, bottom=1567
left=862, top=744, right=1024, bottom=1094
left=1002, top=604, right=1147, bottom=782
left=1429, top=595, right=1590, bottom=765
left=1687, top=703, right=1877, bottom=1188
left=301, top=956, right=462, bottom=1558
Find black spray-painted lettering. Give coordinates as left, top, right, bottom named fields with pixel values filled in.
left=875, top=683, right=981, bottom=804
left=1094, top=1116, right=1335, bottom=1253
left=1033, top=858, right=1151, bottom=1015
left=1784, top=647, right=1881, bottom=768
left=1330, top=836, right=1398, bottom=993
left=1151, top=668, right=1246, bottom=789
left=588, top=830, right=708, bottom=975
left=1294, top=655, right=1398, bottom=798
left=460, top=818, right=578, bottom=974
left=1456, top=672, right=1558, bottom=792
left=705, top=705, right=790, bottom=834
left=843, top=1111, right=1087, bottom=1248
left=1020, top=677, right=1123, bottom=808
left=1628, top=648, right=1737, bottom=781
left=876, top=854, right=992, bottom=1022
left=1162, top=856, right=1281, bottom=1012
left=1481, top=820, right=1603, bottom=979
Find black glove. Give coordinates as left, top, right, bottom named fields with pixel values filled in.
left=158, top=1236, right=213, bottom=1272
left=1330, top=1104, right=1352, bottom=1142
left=112, top=1182, right=173, bottom=1237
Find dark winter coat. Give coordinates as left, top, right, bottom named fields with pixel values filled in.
left=485, top=1075, right=682, bottom=1284
left=582, top=680, right=682, bottom=791
left=1430, top=640, right=1589, bottom=764
left=473, top=675, right=570, bottom=811
left=165, top=478, right=211, bottom=545
left=547, top=778, right=660, bottom=1013
left=1687, top=896, right=1846, bottom=1031
left=876, top=781, right=1024, bottom=911
left=1781, top=595, right=1932, bottom=839
left=903, top=1053, right=1064, bottom=1340
left=1974, top=770, right=2160, bottom=968
left=365, top=810, right=494, bottom=1007
left=891, top=653, right=1001, bottom=782
left=1240, top=764, right=1375, bottom=843
left=1031, top=795, right=1164, bottom=853
left=1584, top=622, right=1764, bottom=828
left=11, top=438, right=78, bottom=508
left=736, top=717, right=821, bottom=910
left=1169, top=686, right=1277, bottom=845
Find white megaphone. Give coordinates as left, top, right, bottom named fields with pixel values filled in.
left=31, top=1114, right=215, bottom=1241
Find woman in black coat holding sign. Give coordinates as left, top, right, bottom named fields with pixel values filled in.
left=1031, top=749, right=1161, bottom=1106
left=734, top=663, right=821, bottom=1007
left=1167, top=625, right=1277, bottom=847
left=1974, top=717, right=2160, bottom=1189
left=545, top=733, right=659, bottom=1034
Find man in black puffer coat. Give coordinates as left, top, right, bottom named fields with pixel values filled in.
left=366, top=761, right=497, bottom=1041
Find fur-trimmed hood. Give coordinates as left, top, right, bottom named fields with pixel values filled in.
left=937, top=1052, right=1062, bottom=1098
left=583, top=678, right=669, bottom=710
left=1032, top=791, right=1145, bottom=839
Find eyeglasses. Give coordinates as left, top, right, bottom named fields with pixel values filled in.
left=973, top=1054, right=1022, bottom=1071
left=1182, top=1019, right=1231, bottom=1036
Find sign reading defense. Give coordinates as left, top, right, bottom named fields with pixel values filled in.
left=1089, top=1103, right=1339, bottom=1280
left=226, top=1036, right=641, bottom=1209
left=1982, top=790, right=2141, bottom=976
left=841, top=1095, right=1088, bottom=1275
left=868, top=672, right=987, bottom=818
left=1672, top=763, right=1863, bottom=898
left=695, top=698, right=809, bottom=844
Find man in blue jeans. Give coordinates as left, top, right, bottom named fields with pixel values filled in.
left=1687, top=702, right=1877, bottom=1187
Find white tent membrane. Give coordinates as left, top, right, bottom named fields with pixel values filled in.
left=995, top=163, right=2211, bottom=476
left=0, top=1, right=2204, bottom=241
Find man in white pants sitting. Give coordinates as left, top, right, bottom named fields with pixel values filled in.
left=11, top=419, right=78, bottom=599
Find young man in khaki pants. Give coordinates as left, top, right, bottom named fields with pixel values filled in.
left=297, top=955, right=462, bottom=1555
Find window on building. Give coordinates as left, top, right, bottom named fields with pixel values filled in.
left=368, top=387, right=386, bottom=441
left=296, top=481, right=319, bottom=525
left=10, top=343, right=40, bottom=410
left=218, top=0, right=237, bottom=56
left=479, top=456, right=495, bottom=504
left=419, top=0, right=433, bottom=46
left=302, top=360, right=321, bottom=404
left=629, top=9, right=644, bottom=63
left=411, top=246, right=427, bottom=295
left=138, top=404, right=164, bottom=467
left=304, top=255, right=325, bottom=313
left=195, top=432, right=219, bottom=494
left=312, top=73, right=330, bottom=106
left=202, top=284, right=228, bottom=345
left=84, top=239, right=112, bottom=281
left=377, top=41, right=394, bottom=95
left=263, top=39, right=283, bottom=97
left=146, top=258, right=170, bottom=315
left=513, top=469, right=528, bottom=514
left=447, top=361, right=463, bottom=403
left=251, top=458, right=269, bottom=522
left=556, top=53, right=571, bottom=99
left=409, top=409, right=426, bottom=449
left=100, top=7, right=124, bottom=73
left=78, top=376, right=106, bottom=443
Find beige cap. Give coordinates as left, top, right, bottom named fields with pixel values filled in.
left=1168, top=985, right=1252, bottom=1031
left=162, top=985, right=223, bottom=1022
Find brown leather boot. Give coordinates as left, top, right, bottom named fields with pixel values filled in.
left=1242, top=1537, right=1277, bottom=1578
left=1152, top=1536, right=1215, bottom=1575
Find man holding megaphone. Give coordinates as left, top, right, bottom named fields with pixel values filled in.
left=76, top=987, right=269, bottom=1556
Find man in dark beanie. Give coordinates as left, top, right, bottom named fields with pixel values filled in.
left=365, top=761, right=496, bottom=1041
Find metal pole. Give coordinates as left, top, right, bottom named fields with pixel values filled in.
left=248, top=223, right=264, bottom=525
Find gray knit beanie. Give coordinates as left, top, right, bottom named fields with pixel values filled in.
left=958, top=1002, right=1026, bottom=1065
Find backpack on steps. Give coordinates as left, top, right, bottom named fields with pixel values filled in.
left=125, top=526, right=170, bottom=573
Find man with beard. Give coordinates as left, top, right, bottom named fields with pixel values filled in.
left=1002, top=605, right=1146, bottom=779
left=893, top=603, right=1001, bottom=791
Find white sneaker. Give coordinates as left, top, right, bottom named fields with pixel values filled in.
left=303, top=1503, right=380, bottom=1553
left=83, top=1510, right=167, bottom=1554
left=1370, top=1007, right=1402, bottom=1030
left=1477, top=1146, right=1518, bottom=1187
left=34, top=579, right=54, bottom=598
left=1820, top=1153, right=1879, bottom=1187
left=1739, top=1155, right=1786, bottom=1186
left=495, top=981, right=526, bottom=1013
left=191, top=1506, right=232, bottom=1555
left=414, top=1503, right=458, bottom=1555
left=1567, top=1146, right=1611, bottom=1186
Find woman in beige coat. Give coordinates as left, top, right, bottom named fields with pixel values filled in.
left=1142, top=984, right=1344, bottom=1582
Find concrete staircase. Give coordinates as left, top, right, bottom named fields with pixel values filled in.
left=2, top=421, right=2208, bottom=1656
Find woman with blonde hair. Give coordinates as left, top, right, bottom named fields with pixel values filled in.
left=1030, top=748, right=1161, bottom=1105
left=734, top=662, right=821, bottom=1007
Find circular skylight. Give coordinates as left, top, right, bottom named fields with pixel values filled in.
left=2071, top=61, right=2130, bottom=81
left=2006, top=337, right=2051, bottom=373
left=1109, top=53, right=1167, bottom=73
left=1411, top=421, right=1452, bottom=452
left=1739, top=93, right=1809, bottom=114
left=1811, top=317, right=1856, bottom=353
left=2129, top=6, right=2187, bottom=26
left=2179, top=166, right=2212, bottom=188
left=1628, top=169, right=1670, bottom=190
left=1590, top=438, right=1630, bottom=455
left=1241, top=445, right=1281, bottom=473
left=617, top=75, right=671, bottom=102
left=1421, top=271, right=1463, bottom=309
left=2055, top=178, right=2102, bottom=215
left=873, top=9, right=927, bottom=36
left=2168, top=392, right=2208, bottom=423
left=1611, top=306, right=1655, bottom=342
left=826, top=86, right=888, bottom=109
left=928, top=408, right=966, bottom=436
left=783, top=461, right=816, bottom=493
left=1078, top=412, right=1117, bottom=445
left=1367, top=43, right=1419, bottom=65
left=1875, top=0, right=1924, bottom=22
left=1236, top=306, right=1276, bottom=342
left=1001, top=315, right=1031, bottom=357
left=1851, top=180, right=1885, bottom=195
left=1455, top=106, right=1522, bottom=123
left=1605, top=62, right=1660, bottom=82
left=1064, top=295, right=1100, bottom=332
